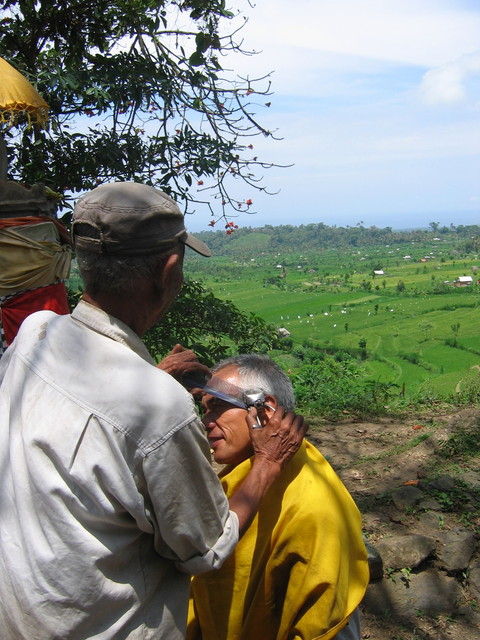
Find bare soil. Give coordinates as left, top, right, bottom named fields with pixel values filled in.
left=307, top=407, right=480, bottom=640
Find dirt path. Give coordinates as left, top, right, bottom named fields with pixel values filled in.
left=307, top=407, right=480, bottom=640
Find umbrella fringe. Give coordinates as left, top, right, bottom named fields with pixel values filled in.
left=0, top=104, right=49, bottom=129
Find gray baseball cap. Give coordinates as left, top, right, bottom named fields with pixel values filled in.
left=72, top=182, right=211, bottom=257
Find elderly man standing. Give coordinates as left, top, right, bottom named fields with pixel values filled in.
left=188, top=354, right=369, bottom=640
left=0, top=183, right=307, bottom=640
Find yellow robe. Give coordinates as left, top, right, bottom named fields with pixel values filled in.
left=187, top=440, right=369, bottom=640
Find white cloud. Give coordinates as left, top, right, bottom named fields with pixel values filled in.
left=419, top=50, right=480, bottom=105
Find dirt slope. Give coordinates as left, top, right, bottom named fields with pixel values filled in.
left=308, top=407, right=480, bottom=640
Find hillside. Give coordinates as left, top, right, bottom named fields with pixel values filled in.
left=190, top=222, right=480, bottom=256
left=184, top=222, right=480, bottom=406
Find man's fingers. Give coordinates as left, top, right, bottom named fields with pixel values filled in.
left=170, top=344, right=186, bottom=354
left=245, top=407, right=258, bottom=429
left=288, top=413, right=308, bottom=436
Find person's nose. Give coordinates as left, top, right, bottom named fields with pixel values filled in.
left=203, top=413, right=224, bottom=437
left=202, top=412, right=216, bottom=432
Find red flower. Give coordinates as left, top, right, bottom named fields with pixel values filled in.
left=197, top=180, right=204, bottom=185
left=246, top=198, right=253, bottom=206
left=208, top=220, right=215, bottom=227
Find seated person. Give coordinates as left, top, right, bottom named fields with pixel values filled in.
left=187, top=355, right=369, bottom=640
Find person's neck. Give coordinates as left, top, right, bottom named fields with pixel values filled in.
left=82, top=291, right=158, bottom=337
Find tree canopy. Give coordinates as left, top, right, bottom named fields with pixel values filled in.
left=143, top=279, right=279, bottom=365
left=0, top=0, right=278, bottom=222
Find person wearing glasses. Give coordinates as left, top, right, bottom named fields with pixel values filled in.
left=188, top=354, right=369, bottom=640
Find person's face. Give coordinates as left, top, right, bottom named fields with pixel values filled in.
left=201, top=365, right=254, bottom=466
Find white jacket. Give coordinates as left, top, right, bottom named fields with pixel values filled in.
left=0, top=301, right=238, bottom=639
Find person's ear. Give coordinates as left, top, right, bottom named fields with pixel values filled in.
left=153, top=251, right=182, bottom=297
left=260, top=395, right=277, bottom=426
left=160, top=251, right=182, bottom=284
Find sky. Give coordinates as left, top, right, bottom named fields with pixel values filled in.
left=187, top=0, right=480, bottom=231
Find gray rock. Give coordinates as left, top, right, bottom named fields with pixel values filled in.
left=376, top=534, right=436, bottom=570
left=362, top=570, right=462, bottom=618
left=436, top=529, right=477, bottom=572
left=415, top=511, right=445, bottom=531
left=418, top=498, right=442, bottom=511
left=468, top=562, right=480, bottom=599
left=461, top=470, right=480, bottom=486
left=391, top=486, right=424, bottom=510
left=364, top=541, right=383, bottom=582
left=428, top=474, right=455, bottom=492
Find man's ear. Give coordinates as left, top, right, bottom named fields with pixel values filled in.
left=160, top=251, right=182, bottom=284
left=260, top=395, right=277, bottom=426
left=153, top=251, right=182, bottom=298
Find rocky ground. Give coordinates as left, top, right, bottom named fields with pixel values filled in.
left=307, top=406, right=480, bottom=640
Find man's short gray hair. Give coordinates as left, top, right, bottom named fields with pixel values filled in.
left=76, top=249, right=166, bottom=296
left=212, top=354, right=295, bottom=410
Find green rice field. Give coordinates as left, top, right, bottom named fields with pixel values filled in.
left=184, top=233, right=480, bottom=396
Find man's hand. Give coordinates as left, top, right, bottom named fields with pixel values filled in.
left=246, top=407, right=308, bottom=470
left=229, top=407, right=308, bottom=538
left=157, top=344, right=211, bottom=388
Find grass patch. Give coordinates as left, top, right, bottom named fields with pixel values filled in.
left=356, top=431, right=433, bottom=464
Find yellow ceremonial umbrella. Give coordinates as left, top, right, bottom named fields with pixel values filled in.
left=0, top=57, right=49, bottom=179
left=0, top=56, right=49, bottom=128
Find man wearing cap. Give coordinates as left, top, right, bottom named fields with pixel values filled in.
left=0, top=182, right=307, bottom=640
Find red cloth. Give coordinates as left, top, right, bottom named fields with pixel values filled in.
left=1, top=283, right=70, bottom=346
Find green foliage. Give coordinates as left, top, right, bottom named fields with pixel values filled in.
left=399, top=351, right=421, bottom=365
left=191, top=222, right=480, bottom=256
left=66, top=285, right=82, bottom=310
left=290, top=348, right=400, bottom=420
left=143, top=279, right=278, bottom=365
left=1, top=0, right=276, bottom=219
left=455, top=369, right=480, bottom=405
left=438, top=415, right=480, bottom=459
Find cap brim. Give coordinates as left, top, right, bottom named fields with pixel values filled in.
left=183, top=232, right=212, bottom=257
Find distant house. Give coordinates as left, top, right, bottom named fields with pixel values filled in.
left=454, top=275, right=473, bottom=287
left=278, top=327, right=291, bottom=337
left=374, top=270, right=385, bottom=276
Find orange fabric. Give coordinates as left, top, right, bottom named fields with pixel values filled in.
left=1, top=283, right=69, bottom=345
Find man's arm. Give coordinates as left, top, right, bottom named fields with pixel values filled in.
left=229, top=407, right=307, bottom=537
